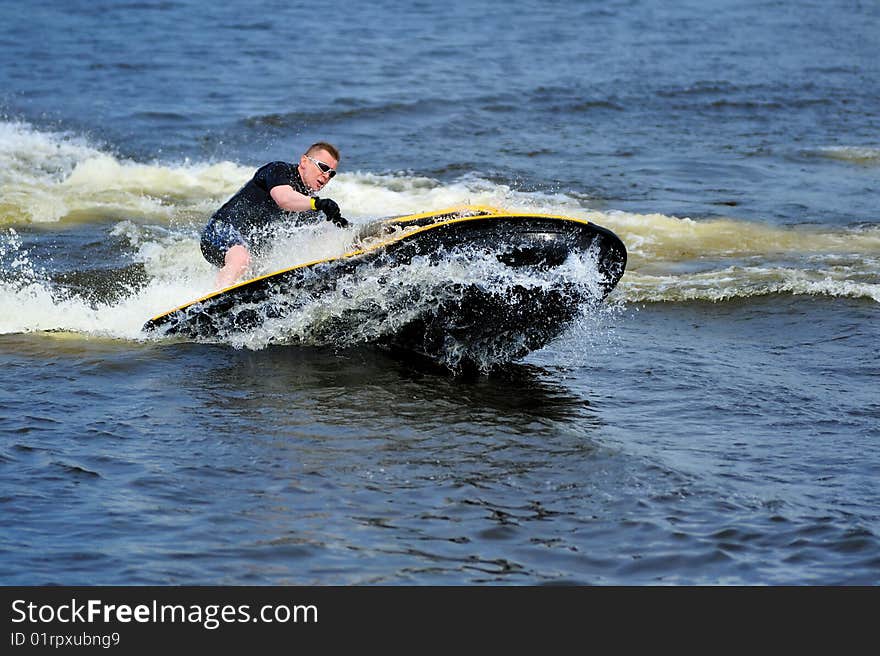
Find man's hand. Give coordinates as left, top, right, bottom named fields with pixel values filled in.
left=312, top=197, right=349, bottom=228
left=329, top=214, right=350, bottom=228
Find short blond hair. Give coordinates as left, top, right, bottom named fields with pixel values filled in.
left=306, top=141, right=340, bottom=162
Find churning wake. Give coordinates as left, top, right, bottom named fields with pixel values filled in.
left=1, top=120, right=878, bottom=363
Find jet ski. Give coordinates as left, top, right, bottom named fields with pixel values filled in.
left=142, top=205, right=626, bottom=367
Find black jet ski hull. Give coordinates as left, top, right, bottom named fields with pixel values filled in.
left=142, top=207, right=627, bottom=365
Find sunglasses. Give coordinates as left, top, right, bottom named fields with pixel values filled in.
left=305, top=155, right=337, bottom=179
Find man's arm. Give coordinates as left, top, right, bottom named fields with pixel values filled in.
left=269, top=185, right=313, bottom=212
left=270, top=185, right=348, bottom=228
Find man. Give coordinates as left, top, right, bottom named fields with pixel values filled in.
left=201, top=142, right=347, bottom=288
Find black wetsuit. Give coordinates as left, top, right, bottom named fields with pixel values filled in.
left=200, top=161, right=321, bottom=267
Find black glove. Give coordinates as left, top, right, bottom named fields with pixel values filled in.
left=313, top=197, right=349, bottom=228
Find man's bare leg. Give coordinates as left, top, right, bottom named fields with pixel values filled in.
left=216, top=244, right=251, bottom=289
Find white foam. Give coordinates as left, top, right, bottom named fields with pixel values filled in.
left=621, top=265, right=880, bottom=303
left=817, top=145, right=880, bottom=165
left=1, top=119, right=878, bottom=349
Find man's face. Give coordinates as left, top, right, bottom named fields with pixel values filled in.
left=299, top=149, right=338, bottom=191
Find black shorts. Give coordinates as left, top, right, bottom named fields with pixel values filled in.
left=200, top=221, right=246, bottom=267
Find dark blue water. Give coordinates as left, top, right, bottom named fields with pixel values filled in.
left=5, top=0, right=878, bottom=221
left=1, top=0, right=878, bottom=584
